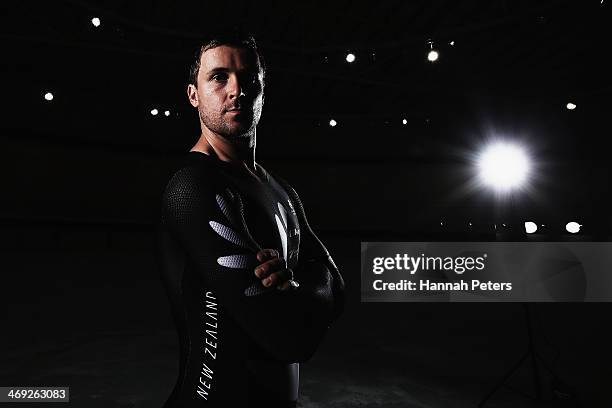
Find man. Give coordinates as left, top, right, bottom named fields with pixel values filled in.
left=157, top=30, right=345, bottom=408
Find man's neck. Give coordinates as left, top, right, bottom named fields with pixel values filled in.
left=190, top=130, right=256, bottom=172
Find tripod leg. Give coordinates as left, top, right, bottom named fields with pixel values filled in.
left=525, top=304, right=542, bottom=400
left=478, top=350, right=529, bottom=407
left=530, top=340, right=542, bottom=400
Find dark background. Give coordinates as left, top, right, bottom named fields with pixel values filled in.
left=1, top=1, right=611, bottom=407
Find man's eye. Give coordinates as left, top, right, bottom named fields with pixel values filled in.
left=211, top=73, right=228, bottom=82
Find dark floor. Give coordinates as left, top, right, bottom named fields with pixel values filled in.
left=0, top=234, right=609, bottom=408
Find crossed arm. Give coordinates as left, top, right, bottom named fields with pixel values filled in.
left=161, top=166, right=345, bottom=362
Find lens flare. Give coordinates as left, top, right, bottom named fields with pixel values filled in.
left=477, top=142, right=530, bottom=191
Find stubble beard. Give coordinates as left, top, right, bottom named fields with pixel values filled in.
left=198, top=105, right=260, bottom=143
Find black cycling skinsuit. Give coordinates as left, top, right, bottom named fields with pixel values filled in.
left=157, top=151, right=345, bottom=407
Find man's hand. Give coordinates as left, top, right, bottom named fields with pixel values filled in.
left=254, top=249, right=292, bottom=290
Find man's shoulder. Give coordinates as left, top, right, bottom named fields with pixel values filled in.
left=162, top=156, right=221, bottom=203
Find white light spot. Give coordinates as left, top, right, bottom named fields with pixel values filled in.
left=477, top=142, right=530, bottom=191
left=449, top=40, right=455, bottom=46
left=402, top=118, right=408, bottom=125
left=91, top=17, right=101, bottom=27
left=566, top=222, right=581, bottom=234
left=524, top=221, right=538, bottom=234
left=150, top=108, right=159, bottom=116
left=566, top=102, right=576, bottom=110
left=329, top=119, right=337, bottom=127
left=44, top=92, right=54, bottom=101
left=427, top=50, right=439, bottom=62
left=164, top=110, right=170, bottom=117
left=346, top=53, right=356, bottom=63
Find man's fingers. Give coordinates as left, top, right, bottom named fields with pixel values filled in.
left=254, top=257, right=284, bottom=279
left=262, top=269, right=290, bottom=287
left=253, top=249, right=292, bottom=288
left=256, top=248, right=279, bottom=262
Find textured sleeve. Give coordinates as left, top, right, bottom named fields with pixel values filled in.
left=160, top=165, right=342, bottom=363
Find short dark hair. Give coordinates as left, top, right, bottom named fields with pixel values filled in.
left=188, top=29, right=266, bottom=87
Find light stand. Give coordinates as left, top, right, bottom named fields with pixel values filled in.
left=478, top=303, right=571, bottom=406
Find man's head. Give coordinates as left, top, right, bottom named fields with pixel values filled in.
left=187, top=31, right=265, bottom=142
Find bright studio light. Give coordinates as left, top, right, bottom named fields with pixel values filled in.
left=150, top=108, right=159, bottom=116
left=402, top=118, right=408, bottom=125
left=346, top=53, right=356, bottom=63
left=164, top=110, right=170, bottom=117
left=91, top=17, right=101, bottom=27
left=566, top=102, right=576, bottom=110
left=524, top=221, right=538, bottom=234
left=427, top=50, right=439, bottom=62
left=329, top=119, right=337, bottom=127
left=44, top=92, right=54, bottom=101
left=566, top=222, right=581, bottom=234
left=477, top=142, right=530, bottom=192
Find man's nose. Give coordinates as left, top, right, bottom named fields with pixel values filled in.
left=228, top=75, right=246, bottom=99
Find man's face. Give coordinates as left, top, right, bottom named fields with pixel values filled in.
left=188, top=45, right=264, bottom=140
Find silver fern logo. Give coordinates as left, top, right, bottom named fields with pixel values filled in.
left=209, top=192, right=287, bottom=297
left=286, top=199, right=296, bottom=215
left=276, top=202, right=289, bottom=262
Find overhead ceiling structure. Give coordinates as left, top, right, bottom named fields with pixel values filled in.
left=1, top=1, right=611, bottom=233
left=1, top=0, right=609, bottom=157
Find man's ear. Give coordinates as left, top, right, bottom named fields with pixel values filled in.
left=187, top=84, right=199, bottom=107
